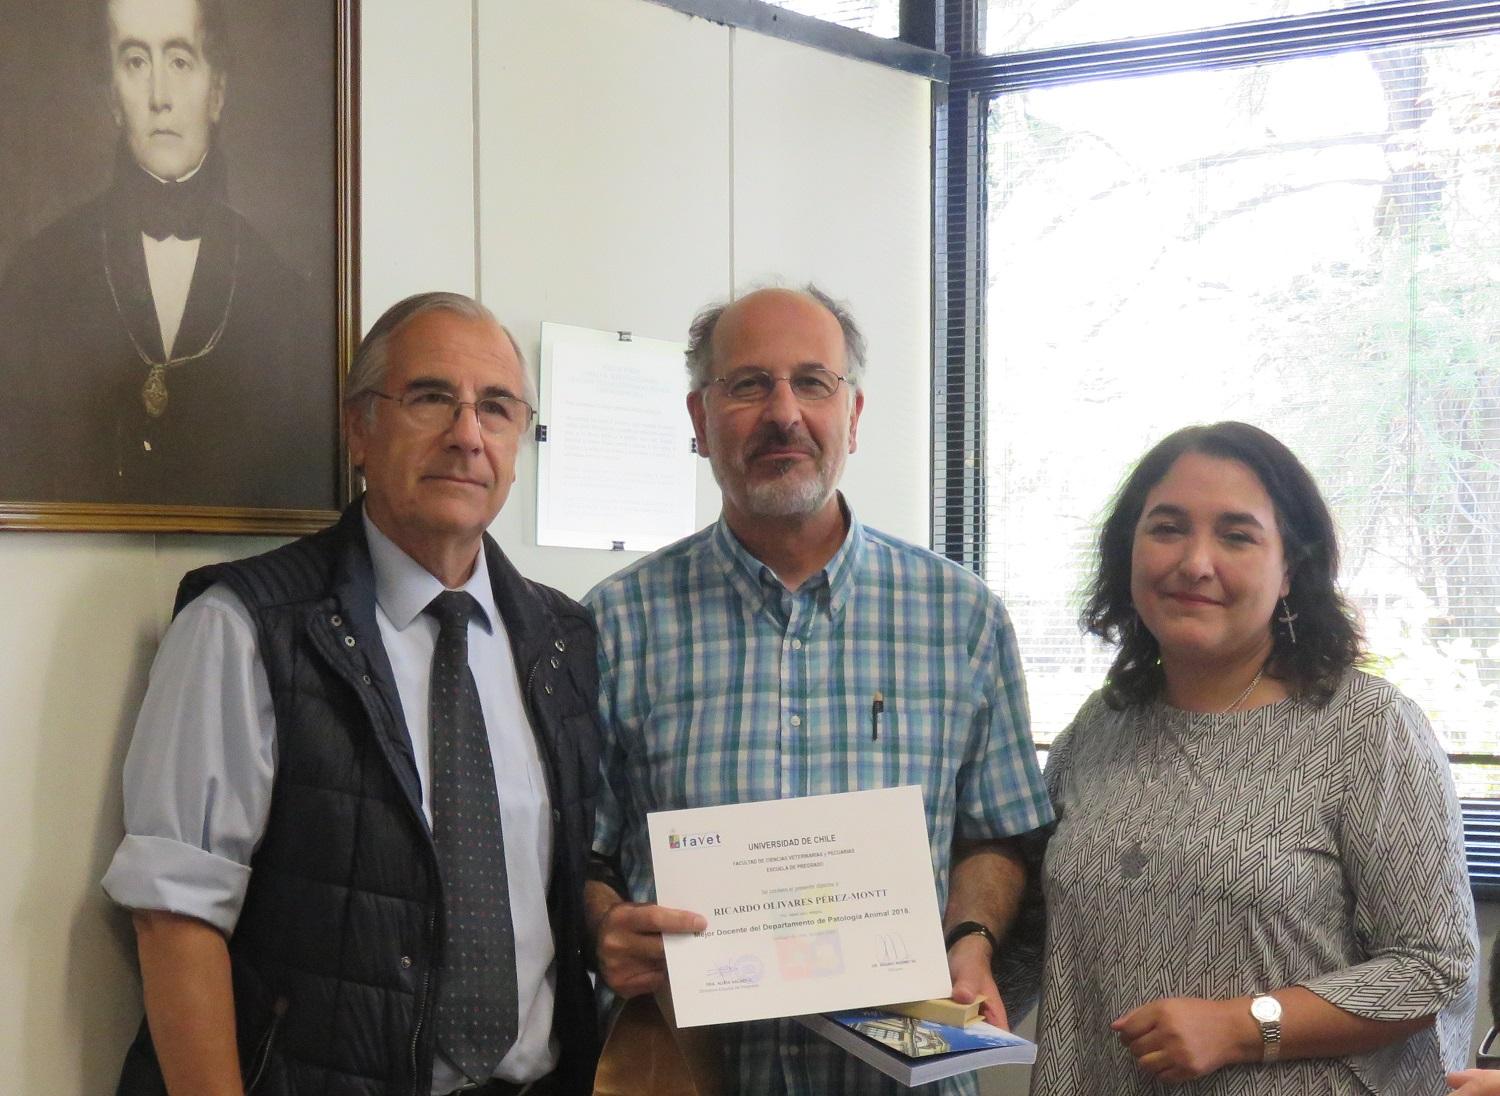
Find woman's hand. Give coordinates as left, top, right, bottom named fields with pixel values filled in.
left=1113, top=997, right=1254, bottom=1083
left=1448, top=1070, right=1500, bottom=1094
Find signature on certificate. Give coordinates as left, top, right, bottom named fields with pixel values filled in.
left=704, top=954, right=765, bottom=989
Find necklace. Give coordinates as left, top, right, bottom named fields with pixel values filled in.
left=1220, top=667, right=1265, bottom=713
left=101, top=224, right=239, bottom=418
left=1119, top=665, right=1266, bottom=882
left=1120, top=668, right=1264, bottom=881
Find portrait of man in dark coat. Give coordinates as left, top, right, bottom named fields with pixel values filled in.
left=0, top=0, right=339, bottom=512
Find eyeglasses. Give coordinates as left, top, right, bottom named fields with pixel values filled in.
left=370, top=388, right=536, bottom=436
left=709, top=367, right=848, bottom=404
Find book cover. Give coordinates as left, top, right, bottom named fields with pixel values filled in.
left=798, top=1009, right=1035, bottom=1087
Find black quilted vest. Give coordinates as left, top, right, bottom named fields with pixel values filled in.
left=116, top=503, right=602, bottom=1096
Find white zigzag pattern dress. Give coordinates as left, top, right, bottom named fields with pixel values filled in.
left=1028, top=670, right=1477, bottom=1095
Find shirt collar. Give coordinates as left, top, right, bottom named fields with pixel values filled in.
left=708, top=493, right=867, bottom=618
left=823, top=501, right=866, bottom=616
left=362, top=512, right=495, bottom=634
left=143, top=154, right=209, bottom=186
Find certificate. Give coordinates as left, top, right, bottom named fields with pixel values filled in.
left=647, top=786, right=951, bottom=1028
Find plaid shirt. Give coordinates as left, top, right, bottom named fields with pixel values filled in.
left=586, top=505, right=1052, bottom=1096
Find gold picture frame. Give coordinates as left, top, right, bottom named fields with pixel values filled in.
left=0, top=0, right=358, bottom=534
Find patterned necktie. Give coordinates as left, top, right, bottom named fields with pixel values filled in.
left=425, top=590, right=518, bottom=1080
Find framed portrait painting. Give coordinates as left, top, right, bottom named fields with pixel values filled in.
left=0, top=0, right=356, bottom=533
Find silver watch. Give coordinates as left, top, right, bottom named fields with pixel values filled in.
left=1250, top=995, right=1282, bottom=1063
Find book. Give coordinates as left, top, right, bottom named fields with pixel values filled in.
left=798, top=1008, right=1036, bottom=1087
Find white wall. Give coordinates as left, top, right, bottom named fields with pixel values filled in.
left=731, top=28, right=932, bottom=543
left=475, top=0, right=732, bottom=593
left=0, top=0, right=933, bottom=1090
left=360, top=2, right=478, bottom=306
left=0, top=528, right=283, bottom=1092
left=476, top=0, right=933, bottom=597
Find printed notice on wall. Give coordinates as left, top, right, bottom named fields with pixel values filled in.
left=535, top=322, right=697, bottom=552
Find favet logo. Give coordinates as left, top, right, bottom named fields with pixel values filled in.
left=668, top=830, right=723, bottom=850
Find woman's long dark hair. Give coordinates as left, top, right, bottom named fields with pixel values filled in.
left=1081, top=422, right=1363, bottom=709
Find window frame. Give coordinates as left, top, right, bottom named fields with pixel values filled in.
left=642, top=0, right=948, bottom=78
left=923, top=0, right=1500, bottom=895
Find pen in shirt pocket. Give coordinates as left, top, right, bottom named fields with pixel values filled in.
left=871, top=691, right=885, bottom=741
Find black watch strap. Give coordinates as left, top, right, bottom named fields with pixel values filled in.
left=945, top=920, right=998, bottom=952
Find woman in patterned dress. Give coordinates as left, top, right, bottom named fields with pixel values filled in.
left=1021, top=421, right=1477, bottom=1094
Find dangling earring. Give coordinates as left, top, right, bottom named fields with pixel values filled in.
left=1277, top=597, right=1298, bottom=645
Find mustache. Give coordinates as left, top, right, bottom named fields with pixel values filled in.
left=746, top=422, right=821, bottom=460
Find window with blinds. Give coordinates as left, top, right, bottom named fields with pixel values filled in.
left=985, top=0, right=1381, bottom=55
left=934, top=1, right=1500, bottom=833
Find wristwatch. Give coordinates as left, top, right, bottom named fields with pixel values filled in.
left=1250, top=994, right=1282, bottom=1063
left=944, top=920, right=998, bottom=953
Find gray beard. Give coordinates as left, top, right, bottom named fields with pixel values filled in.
left=711, top=454, right=835, bottom=518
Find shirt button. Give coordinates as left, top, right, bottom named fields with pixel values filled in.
left=399, top=956, right=412, bottom=969
left=791, top=638, right=802, bottom=650
left=361, top=674, right=372, bottom=685
left=344, top=636, right=357, bottom=648
left=554, top=639, right=567, bottom=652
left=330, top=614, right=343, bottom=627
left=790, top=715, right=802, bottom=727
left=550, top=656, right=561, bottom=669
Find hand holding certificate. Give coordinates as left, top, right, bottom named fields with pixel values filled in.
left=647, top=786, right=952, bottom=1027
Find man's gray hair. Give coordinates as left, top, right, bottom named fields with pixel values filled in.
left=684, top=284, right=867, bottom=391
left=344, top=291, right=534, bottom=420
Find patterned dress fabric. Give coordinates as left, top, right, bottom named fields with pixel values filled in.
left=1024, top=669, right=1477, bottom=1095
left=426, top=590, right=518, bottom=1080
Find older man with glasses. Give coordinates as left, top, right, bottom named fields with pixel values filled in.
left=582, top=285, right=1053, bottom=1096
left=103, top=291, right=603, bottom=1096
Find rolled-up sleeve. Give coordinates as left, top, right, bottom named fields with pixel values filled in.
left=101, top=584, right=276, bottom=935
left=1299, top=692, right=1477, bottom=1018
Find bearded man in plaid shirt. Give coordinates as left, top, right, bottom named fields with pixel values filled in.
left=582, top=285, right=1053, bottom=1095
